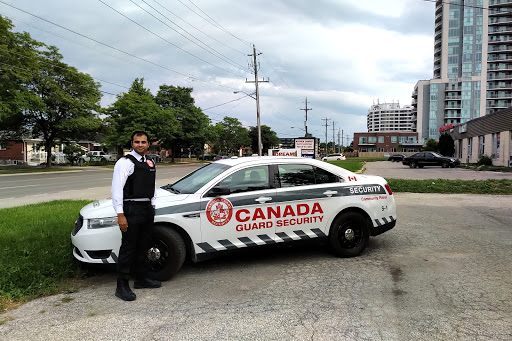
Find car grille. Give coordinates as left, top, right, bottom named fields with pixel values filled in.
left=86, top=250, right=112, bottom=259
left=72, top=214, right=84, bottom=236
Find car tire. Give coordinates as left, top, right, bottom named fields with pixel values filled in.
left=329, top=211, right=369, bottom=257
left=409, top=161, right=417, bottom=168
left=441, top=161, right=449, bottom=168
left=148, top=225, right=186, bottom=281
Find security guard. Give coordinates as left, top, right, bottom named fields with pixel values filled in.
left=111, top=131, right=161, bottom=301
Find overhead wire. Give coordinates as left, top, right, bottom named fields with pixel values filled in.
left=133, top=0, right=249, bottom=73
left=98, top=0, right=244, bottom=78
left=152, top=0, right=247, bottom=55
left=179, top=0, right=252, bottom=47
left=0, top=2, right=242, bottom=93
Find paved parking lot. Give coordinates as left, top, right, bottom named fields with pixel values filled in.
left=1, top=192, right=511, bottom=341
left=1, top=161, right=511, bottom=340
left=364, top=160, right=512, bottom=180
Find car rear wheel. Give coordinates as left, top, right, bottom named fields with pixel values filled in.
left=409, top=161, right=417, bottom=168
left=441, top=161, right=449, bottom=168
left=329, top=212, right=369, bottom=257
left=148, top=225, right=186, bottom=281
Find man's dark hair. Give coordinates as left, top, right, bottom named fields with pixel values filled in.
left=131, top=131, right=149, bottom=142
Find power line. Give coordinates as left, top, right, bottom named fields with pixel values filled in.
left=134, top=0, right=249, bottom=72
left=0, top=4, right=241, bottom=92
left=180, top=0, right=252, bottom=47
left=151, top=0, right=247, bottom=55
left=98, top=0, right=243, bottom=78
left=421, top=0, right=487, bottom=10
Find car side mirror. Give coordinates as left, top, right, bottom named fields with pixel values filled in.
left=206, top=186, right=231, bottom=197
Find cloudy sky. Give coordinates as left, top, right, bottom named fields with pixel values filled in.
left=1, top=0, right=435, bottom=145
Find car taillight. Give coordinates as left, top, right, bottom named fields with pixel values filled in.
left=384, top=183, right=393, bottom=195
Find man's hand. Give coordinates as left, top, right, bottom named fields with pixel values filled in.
left=116, top=213, right=128, bottom=232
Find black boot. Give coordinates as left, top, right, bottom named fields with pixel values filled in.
left=115, top=279, right=136, bottom=301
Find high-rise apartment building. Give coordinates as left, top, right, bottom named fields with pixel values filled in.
left=413, top=0, right=511, bottom=144
left=367, top=102, right=414, bottom=132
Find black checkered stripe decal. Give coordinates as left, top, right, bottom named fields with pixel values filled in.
left=196, top=228, right=327, bottom=253
left=374, top=216, right=395, bottom=227
left=101, top=251, right=118, bottom=264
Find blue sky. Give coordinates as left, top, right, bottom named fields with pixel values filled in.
left=1, top=0, right=435, bottom=145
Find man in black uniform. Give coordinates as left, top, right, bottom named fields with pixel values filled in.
left=111, top=131, right=161, bottom=301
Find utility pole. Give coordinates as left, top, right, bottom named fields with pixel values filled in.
left=300, top=97, right=312, bottom=137
left=341, top=129, right=344, bottom=148
left=338, top=128, right=341, bottom=152
left=332, top=121, right=336, bottom=153
left=246, top=44, right=269, bottom=156
left=321, top=118, right=330, bottom=154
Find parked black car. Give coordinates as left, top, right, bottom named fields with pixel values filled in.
left=402, top=151, right=460, bottom=168
left=388, top=154, right=406, bottom=162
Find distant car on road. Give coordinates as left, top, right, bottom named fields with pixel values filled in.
left=80, top=151, right=115, bottom=163
left=147, top=154, right=162, bottom=162
left=322, top=153, right=346, bottom=161
left=388, top=154, right=406, bottom=162
left=213, top=155, right=229, bottom=161
left=402, top=151, right=460, bottom=168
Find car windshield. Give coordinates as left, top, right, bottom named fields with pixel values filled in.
left=162, top=162, right=231, bottom=194
left=430, top=152, right=443, bottom=157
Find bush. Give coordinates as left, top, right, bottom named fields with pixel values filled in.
left=477, top=155, right=493, bottom=166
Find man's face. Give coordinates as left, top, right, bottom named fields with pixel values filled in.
left=131, top=134, right=149, bottom=156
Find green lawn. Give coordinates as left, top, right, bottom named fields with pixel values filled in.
left=0, top=200, right=91, bottom=311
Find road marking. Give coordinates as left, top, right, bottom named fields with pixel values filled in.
left=1, top=184, right=39, bottom=189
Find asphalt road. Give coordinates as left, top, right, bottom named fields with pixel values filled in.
left=1, top=192, right=511, bottom=340
left=0, top=164, right=203, bottom=209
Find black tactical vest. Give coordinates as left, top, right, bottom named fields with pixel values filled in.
left=123, top=154, right=156, bottom=200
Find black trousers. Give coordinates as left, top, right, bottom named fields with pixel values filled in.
left=117, top=201, right=154, bottom=281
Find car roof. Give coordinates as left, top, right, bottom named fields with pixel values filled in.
left=213, top=156, right=352, bottom=174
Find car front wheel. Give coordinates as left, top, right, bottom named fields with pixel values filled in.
left=329, top=212, right=369, bottom=257
left=441, top=161, right=449, bottom=168
left=148, top=225, right=186, bottom=281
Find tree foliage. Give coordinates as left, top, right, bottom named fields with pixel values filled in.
left=0, top=16, right=103, bottom=167
left=155, top=85, right=210, bottom=159
left=211, top=117, right=250, bottom=155
left=103, top=78, right=177, bottom=149
left=423, top=138, right=439, bottom=152
left=438, top=133, right=455, bottom=156
left=248, top=125, right=279, bottom=155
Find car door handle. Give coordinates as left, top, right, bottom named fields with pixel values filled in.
left=255, top=197, right=272, bottom=203
left=323, top=190, right=337, bottom=197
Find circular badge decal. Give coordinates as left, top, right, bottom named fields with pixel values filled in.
left=146, top=159, right=154, bottom=167
left=206, top=198, right=233, bottom=226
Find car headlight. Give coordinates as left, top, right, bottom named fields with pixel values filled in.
left=87, top=217, right=118, bottom=229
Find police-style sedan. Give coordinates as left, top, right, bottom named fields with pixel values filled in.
left=71, top=157, right=396, bottom=280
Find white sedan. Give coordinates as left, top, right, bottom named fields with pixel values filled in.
left=322, top=153, right=346, bottom=161
left=71, top=157, right=396, bottom=280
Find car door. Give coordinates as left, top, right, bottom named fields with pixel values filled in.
left=199, top=165, right=277, bottom=254
left=273, top=163, right=340, bottom=242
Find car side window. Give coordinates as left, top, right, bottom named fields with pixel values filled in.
left=217, top=166, right=270, bottom=193
left=278, top=164, right=315, bottom=187
left=314, top=166, right=339, bottom=184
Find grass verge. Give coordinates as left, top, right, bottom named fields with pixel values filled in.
left=0, top=200, right=91, bottom=312
left=386, top=178, right=512, bottom=195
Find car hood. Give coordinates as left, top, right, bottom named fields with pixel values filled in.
left=80, top=188, right=189, bottom=219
